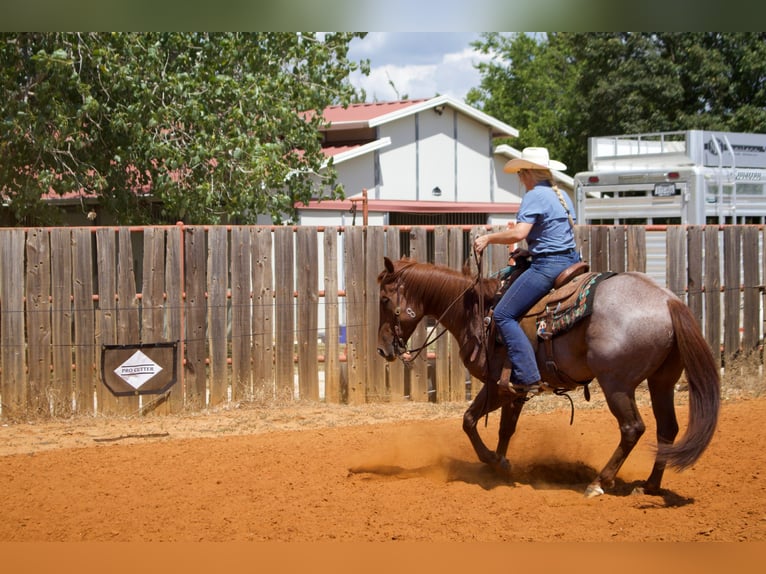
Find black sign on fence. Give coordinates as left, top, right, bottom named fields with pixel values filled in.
left=101, top=342, right=179, bottom=396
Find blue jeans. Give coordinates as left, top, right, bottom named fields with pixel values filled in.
left=493, top=251, right=581, bottom=385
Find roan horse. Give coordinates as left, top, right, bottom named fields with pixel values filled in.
left=376, top=256, right=720, bottom=497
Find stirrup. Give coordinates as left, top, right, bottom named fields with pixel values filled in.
left=497, top=380, right=545, bottom=397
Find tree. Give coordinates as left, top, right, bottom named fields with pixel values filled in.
left=0, top=32, right=369, bottom=225
left=468, top=32, right=766, bottom=175
left=466, top=33, right=584, bottom=172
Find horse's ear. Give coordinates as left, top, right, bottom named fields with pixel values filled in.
left=384, top=257, right=395, bottom=273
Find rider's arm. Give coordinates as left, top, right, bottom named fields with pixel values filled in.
left=474, top=222, right=533, bottom=253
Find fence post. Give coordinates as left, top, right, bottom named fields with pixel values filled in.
left=704, top=226, right=722, bottom=365
left=666, top=226, right=687, bottom=301
left=296, top=227, right=319, bottom=401
left=687, top=226, right=704, bottom=325
left=344, top=226, right=366, bottom=404
left=384, top=227, right=406, bottom=401
left=323, top=227, right=341, bottom=403
left=742, top=226, right=760, bottom=355
left=207, top=226, right=229, bottom=406
left=273, top=227, right=295, bottom=400
left=723, top=226, right=742, bottom=359
left=1, top=230, right=27, bottom=418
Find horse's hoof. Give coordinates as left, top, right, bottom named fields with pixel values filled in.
left=631, top=486, right=645, bottom=496
left=492, top=457, right=512, bottom=480
left=583, top=483, right=604, bottom=498
left=641, top=484, right=663, bottom=496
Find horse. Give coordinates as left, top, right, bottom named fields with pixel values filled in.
left=376, top=256, right=720, bottom=497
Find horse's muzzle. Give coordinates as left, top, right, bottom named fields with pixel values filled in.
left=377, top=346, right=396, bottom=362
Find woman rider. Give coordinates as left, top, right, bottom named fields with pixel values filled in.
left=473, top=147, right=580, bottom=397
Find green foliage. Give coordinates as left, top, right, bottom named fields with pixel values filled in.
left=0, top=32, right=369, bottom=225
left=468, top=32, right=766, bottom=174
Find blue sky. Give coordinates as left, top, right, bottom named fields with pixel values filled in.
left=346, top=32, right=489, bottom=102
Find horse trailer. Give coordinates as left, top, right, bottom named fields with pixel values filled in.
left=574, top=130, right=766, bottom=226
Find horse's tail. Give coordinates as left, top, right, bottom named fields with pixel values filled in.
left=658, top=298, right=721, bottom=470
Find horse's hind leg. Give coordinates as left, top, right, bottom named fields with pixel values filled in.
left=585, top=387, right=646, bottom=498
left=642, top=367, right=681, bottom=494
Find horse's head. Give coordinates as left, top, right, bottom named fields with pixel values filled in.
left=376, top=257, right=425, bottom=361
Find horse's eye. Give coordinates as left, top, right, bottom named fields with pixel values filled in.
left=380, top=296, right=390, bottom=304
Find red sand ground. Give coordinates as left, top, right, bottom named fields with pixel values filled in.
left=1, top=388, right=764, bottom=543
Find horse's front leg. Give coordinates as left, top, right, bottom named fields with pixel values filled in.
left=462, top=385, right=514, bottom=478
left=495, top=397, right=526, bottom=459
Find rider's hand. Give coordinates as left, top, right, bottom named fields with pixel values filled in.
left=474, top=234, right=490, bottom=253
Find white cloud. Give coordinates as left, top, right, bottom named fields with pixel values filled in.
left=348, top=33, right=489, bottom=102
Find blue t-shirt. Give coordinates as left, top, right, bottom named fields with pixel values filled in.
left=516, top=182, right=576, bottom=255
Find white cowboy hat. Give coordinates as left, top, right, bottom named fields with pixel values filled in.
left=503, top=147, right=567, bottom=173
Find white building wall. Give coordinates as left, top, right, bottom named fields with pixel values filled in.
left=455, top=114, right=493, bottom=203
left=417, top=109, right=456, bottom=201
left=488, top=155, right=524, bottom=225
left=334, top=152, right=377, bottom=200
left=377, top=120, right=417, bottom=201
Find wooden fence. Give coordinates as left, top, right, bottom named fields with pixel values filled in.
left=0, top=224, right=763, bottom=419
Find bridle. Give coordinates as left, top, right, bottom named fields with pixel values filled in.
left=388, top=250, right=484, bottom=365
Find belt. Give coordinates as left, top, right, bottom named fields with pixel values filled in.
left=534, top=248, right=575, bottom=257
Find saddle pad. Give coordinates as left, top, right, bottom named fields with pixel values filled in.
left=535, top=272, right=616, bottom=339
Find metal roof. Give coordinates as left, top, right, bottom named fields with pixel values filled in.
left=319, top=95, right=519, bottom=139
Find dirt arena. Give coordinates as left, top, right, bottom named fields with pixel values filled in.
left=1, top=385, right=765, bottom=543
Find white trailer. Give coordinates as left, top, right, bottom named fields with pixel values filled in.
left=574, top=130, right=766, bottom=225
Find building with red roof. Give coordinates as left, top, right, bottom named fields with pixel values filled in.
left=296, top=94, right=572, bottom=229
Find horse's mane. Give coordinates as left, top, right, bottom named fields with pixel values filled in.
left=379, top=257, right=499, bottom=306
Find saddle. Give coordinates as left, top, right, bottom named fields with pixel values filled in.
left=489, top=258, right=616, bottom=393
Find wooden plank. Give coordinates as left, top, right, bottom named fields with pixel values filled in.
left=448, top=227, right=469, bottom=402
left=322, top=227, right=341, bottom=403
left=408, top=226, right=430, bottom=401
left=296, top=226, right=319, bottom=401
left=344, top=226, right=366, bottom=404
left=164, top=225, right=184, bottom=413
left=207, top=226, right=229, bottom=406
left=25, top=229, right=52, bottom=416
left=384, top=227, right=405, bottom=401
left=433, top=226, right=451, bottom=404
left=183, top=226, right=208, bottom=409
left=252, top=227, right=275, bottom=400
left=762, top=227, right=766, bottom=365
left=273, top=227, right=295, bottom=400
left=141, top=228, right=166, bottom=343
left=741, top=226, right=760, bottom=355
left=723, top=226, right=741, bottom=358
left=575, top=226, right=590, bottom=265
left=608, top=225, right=626, bottom=272
left=71, top=228, right=95, bottom=414
left=116, top=228, right=140, bottom=414
left=140, top=227, right=172, bottom=416
left=50, top=228, right=73, bottom=416
left=1, top=230, right=27, bottom=418
left=666, top=225, right=686, bottom=302
left=95, top=228, right=119, bottom=415
left=365, top=226, right=386, bottom=401
left=590, top=226, right=609, bottom=272
left=230, top=226, right=252, bottom=401
left=625, top=225, right=646, bottom=273
left=117, top=228, right=140, bottom=340
left=704, top=226, right=722, bottom=365
left=686, top=226, right=704, bottom=326
left=488, top=224, right=509, bottom=277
